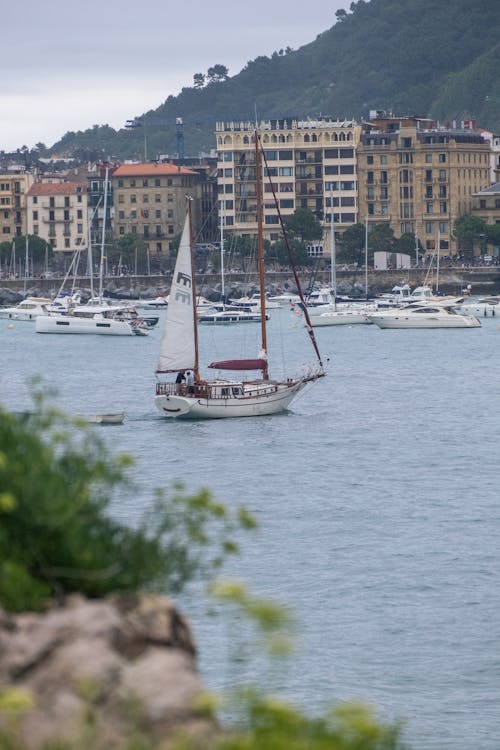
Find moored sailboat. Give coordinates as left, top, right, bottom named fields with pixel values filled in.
left=154, top=134, right=325, bottom=419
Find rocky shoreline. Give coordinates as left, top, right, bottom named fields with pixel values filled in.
left=1, top=266, right=499, bottom=306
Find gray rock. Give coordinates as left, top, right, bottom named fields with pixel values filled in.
left=0, top=593, right=214, bottom=749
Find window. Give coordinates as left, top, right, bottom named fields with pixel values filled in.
left=426, top=186, right=433, bottom=198
left=77, top=224, right=83, bottom=233
left=402, top=137, right=412, bottom=148
left=49, top=210, right=55, bottom=221
left=339, top=164, right=354, bottom=174
left=425, top=170, right=433, bottom=182
left=130, top=179, right=136, bottom=187
left=264, top=150, right=278, bottom=160
left=224, top=168, right=233, bottom=177
left=33, top=225, right=39, bottom=235
left=380, top=203, right=389, bottom=215
left=439, top=201, right=447, bottom=214
left=280, top=199, right=294, bottom=209
left=425, top=153, right=433, bottom=163
left=77, top=209, right=82, bottom=219
left=279, top=167, right=293, bottom=176
left=380, top=187, right=388, bottom=199
left=367, top=155, right=374, bottom=164
left=278, top=150, right=293, bottom=160
left=142, top=179, right=149, bottom=187
left=156, top=242, right=162, bottom=253
left=426, top=201, right=434, bottom=214
left=367, top=171, right=374, bottom=184
left=439, top=170, right=447, bottom=181
left=380, top=155, right=387, bottom=165
left=439, top=153, right=446, bottom=163
left=367, top=187, right=375, bottom=199
left=49, top=197, right=55, bottom=207
left=155, top=179, right=161, bottom=187
left=223, top=152, right=233, bottom=161
left=118, top=211, right=125, bottom=219
left=380, top=171, right=388, bottom=183
left=64, top=210, right=70, bottom=221
left=339, top=148, right=354, bottom=158
left=224, top=184, right=233, bottom=193
left=130, top=194, right=137, bottom=203
left=400, top=152, right=413, bottom=163
left=155, top=194, right=161, bottom=203
left=439, top=185, right=447, bottom=198
left=425, top=222, right=434, bottom=233
left=155, top=209, right=161, bottom=218
left=142, top=194, right=149, bottom=203
left=32, top=210, right=38, bottom=220
left=118, top=194, right=124, bottom=204
left=439, top=221, right=449, bottom=233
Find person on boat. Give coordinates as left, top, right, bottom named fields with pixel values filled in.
left=186, top=370, right=195, bottom=394
left=175, top=371, right=186, bottom=384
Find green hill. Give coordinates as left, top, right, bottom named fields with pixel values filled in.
left=51, top=0, right=500, bottom=161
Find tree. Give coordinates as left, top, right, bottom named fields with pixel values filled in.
left=453, top=214, right=487, bottom=258
left=206, top=64, right=229, bottom=84
left=0, top=235, right=53, bottom=274
left=283, top=208, right=323, bottom=244
left=109, top=233, right=149, bottom=273
left=395, top=232, right=420, bottom=258
left=368, top=224, right=396, bottom=262
left=193, top=73, right=205, bottom=89
left=269, top=237, right=312, bottom=268
left=337, top=223, right=365, bottom=264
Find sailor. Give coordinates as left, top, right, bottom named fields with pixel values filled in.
left=175, top=371, right=186, bottom=384
left=186, top=370, right=195, bottom=394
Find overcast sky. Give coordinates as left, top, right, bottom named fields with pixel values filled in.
left=0, top=0, right=349, bottom=152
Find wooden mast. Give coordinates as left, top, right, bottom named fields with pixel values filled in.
left=187, top=199, right=200, bottom=382
left=255, top=130, right=269, bottom=380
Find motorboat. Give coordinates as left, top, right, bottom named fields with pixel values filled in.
left=230, top=293, right=282, bottom=311
left=198, top=307, right=269, bottom=324
left=135, top=296, right=168, bottom=309
left=0, top=297, right=51, bottom=321
left=267, top=292, right=301, bottom=306
left=459, top=296, right=500, bottom=317
left=367, top=303, right=481, bottom=329
left=36, top=304, right=149, bottom=336
left=310, top=304, right=374, bottom=326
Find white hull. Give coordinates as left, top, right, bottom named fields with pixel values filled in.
left=36, top=314, right=143, bottom=335
left=367, top=310, right=481, bottom=329
left=155, top=378, right=310, bottom=419
left=0, top=298, right=51, bottom=320
left=311, top=310, right=372, bottom=326
left=459, top=297, right=500, bottom=317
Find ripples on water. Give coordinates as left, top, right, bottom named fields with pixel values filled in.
left=1, top=308, right=499, bottom=749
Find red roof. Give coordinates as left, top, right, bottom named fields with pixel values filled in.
left=27, top=182, right=87, bottom=196
left=112, top=163, right=197, bottom=177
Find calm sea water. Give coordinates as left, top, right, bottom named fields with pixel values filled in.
left=1, top=307, right=499, bottom=749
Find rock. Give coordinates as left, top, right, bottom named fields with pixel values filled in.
left=0, top=288, right=24, bottom=305
left=0, top=593, right=215, bottom=749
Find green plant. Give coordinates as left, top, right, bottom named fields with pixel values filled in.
left=0, top=395, right=255, bottom=612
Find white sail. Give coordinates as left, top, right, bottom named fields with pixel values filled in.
left=156, top=213, right=196, bottom=372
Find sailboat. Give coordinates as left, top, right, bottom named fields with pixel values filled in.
left=154, top=134, right=325, bottom=419
left=310, top=210, right=374, bottom=326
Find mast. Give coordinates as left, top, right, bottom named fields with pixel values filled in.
left=330, top=189, right=337, bottom=311
left=255, top=131, right=268, bottom=380
left=365, top=214, right=369, bottom=300
left=220, top=199, right=225, bottom=309
left=436, top=229, right=440, bottom=293
left=23, top=235, right=29, bottom=293
left=98, top=167, right=109, bottom=304
left=188, top=200, right=200, bottom=382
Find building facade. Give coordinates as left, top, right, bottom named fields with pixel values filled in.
left=0, top=172, right=35, bottom=240
left=215, top=117, right=361, bottom=246
left=111, top=163, right=203, bottom=257
left=26, top=181, right=89, bottom=255
left=357, top=113, right=491, bottom=255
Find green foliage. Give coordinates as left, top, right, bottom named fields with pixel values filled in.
left=0, top=235, right=52, bottom=273
left=284, top=209, right=323, bottom=244
left=46, top=0, right=500, bottom=159
left=0, top=395, right=253, bottom=612
left=109, top=234, right=149, bottom=273
left=452, top=214, right=487, bottom=256
left=337, top=223, right=365, bottom=264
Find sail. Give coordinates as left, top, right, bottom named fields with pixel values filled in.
left=208, top=359, right=267, bottom=371
left=156, top=213, right=196, bottom=372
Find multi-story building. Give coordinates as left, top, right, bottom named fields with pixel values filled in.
left=357, top=112, right=491, bottom=255
left=471, top=183, right=500, bottom=259
left=26, top=181, right=89, bottom=255
left=111, top=163, right=204, bottom=258
left=215, top=117, right=361, bottom=247
left=0, top=172, right=35, bottom=240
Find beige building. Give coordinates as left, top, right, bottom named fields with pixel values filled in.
left=0, top=172, right=35, bottom=240
left=357, top=113, right=491, bottom=255
left=215, top=117, right=361, bottom=247
left=111, top=163, right=203, bottom=257
left=26, top=182, right=89, bottom=254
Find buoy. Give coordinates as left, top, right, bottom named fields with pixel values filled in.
left=7, top=323, right=14, bottom=329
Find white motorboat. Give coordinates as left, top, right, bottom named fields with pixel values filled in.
left=310, top=304, right=374, bottom=326
left=36, top=311, right=148, bottom=336
left=367, top=303, right=481, bottom=329
left=230, top=293, right=282, bottom=310
left=267, top=292, right=301, bottom=306
left=154, top=133, right=325, bottom=420
left=135, top=296, right=168, bottom=309
left=459, top=296, right=500, bottom=317
left=0, top=297, right=51, bottom=321
left=198, top=307, right=269, bottom=324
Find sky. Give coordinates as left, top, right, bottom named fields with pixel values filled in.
left=0, top=0, right=349, bottom=153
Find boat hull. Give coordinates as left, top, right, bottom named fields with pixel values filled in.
left=35, top=315, right=141, bottom=335
left=367, top=313, right=481, bottom=329
left=311, top=310, right=372, bottom=326
left=154, top=379, right=309, bottom=419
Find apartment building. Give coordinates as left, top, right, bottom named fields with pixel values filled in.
left=111, top=163, right=203, bottom=257
left=357, top=113, right=491, bottom=255
left=471, top=182, right=500, bottom=233
left=215, top=117, right=361, bottom=246
left=0, top=172, right=35, bottom=240
left=26, top=182, right=89, bottom=254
